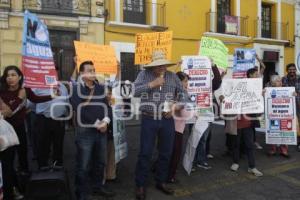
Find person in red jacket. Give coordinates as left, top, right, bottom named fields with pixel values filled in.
left=0, top=65, right=53, bottom=200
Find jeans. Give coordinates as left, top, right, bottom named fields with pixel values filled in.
left=135, top=115, right=175, bottom=187
left=195, top=124, right=212, bottom=165
left=75, top=127, right=107, bottom=199
left=36, top=114, right=65, bottom=167
left=232, top=128, right=256, bottom=168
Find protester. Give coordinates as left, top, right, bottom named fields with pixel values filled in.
left=70, top=61, right=114, bottom=200
left=267, top=75, right=290, bottom=157
left=194, top=62, right=222, bottom=170
left=134, top=50, right=187, bottom=200
left=0, top=65, right=54, bottom=200
left=282, top=63, right=300, bottom=151
left=229, top=68, right=263, bottom=177
left=34, top=81, right=69, bottom=169
left=167, top=72, right=191, bottom=183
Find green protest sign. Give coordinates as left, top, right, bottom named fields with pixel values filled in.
left=199, top=37, right=229, bottom=71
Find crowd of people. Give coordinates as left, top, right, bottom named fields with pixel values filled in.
left=0, top=50, right=300, bottom=200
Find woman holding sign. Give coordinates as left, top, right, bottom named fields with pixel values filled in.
left=0, top=65, right=54, bottom=200
left=267, top=75, right=291, bottom=158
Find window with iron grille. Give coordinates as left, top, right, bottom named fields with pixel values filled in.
left=261, top=4, right=272, bottom=38
left=217, top=0, right=231, bottom=33
left=123, top=0, right=146, bottom=24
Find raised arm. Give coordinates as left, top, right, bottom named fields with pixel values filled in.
left=256, top=54, right=266, bottom=76
left=25, top=87, right=52, bottom=103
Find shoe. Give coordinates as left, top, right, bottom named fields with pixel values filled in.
left=207, top=154, right=214, bottom=159
left=297, top=144, right=300, bottom=152
left=254, top=142, right=263, bottom=150
left=155, top=183, right=174, bottom=195
left=12, top=187, right=24, bottom=200
left=196, top=163, right=212, bottom=170
left=230, top=163, right=239, bottom=172
left=248, top=168, right=263, bottom=177
left=53, top=160, right=63, bottom=170
left=268, top=151, right=276, bottom=156
left=280, top=153, right=290, bottom=158
left=135, top=187, right=146, bottom=200
left=93, top=187, right=115, bottom=197
left=191, top=167, right=196, bottom=172
left=167, top=178, right=179, bottom=184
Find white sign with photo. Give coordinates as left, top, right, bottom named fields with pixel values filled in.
left=265, top=87, right=297, bottom=145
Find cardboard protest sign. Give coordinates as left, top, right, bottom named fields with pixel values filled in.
left=199, top=37, right=228, bottom=72
left=265, top=87, right=297, bottom=145
left=221, top=78, right=264, bottom=114
left=22, top=10, right=58, bottom=88
left=113, top=106, right=128, bottom=163
left=135, top=31, right=173, bottom=65
left=233, top=48, right=256, bottom=78
left=181, top=56, right=213, bottom=121
left=74, top=41, right=118, bottom=74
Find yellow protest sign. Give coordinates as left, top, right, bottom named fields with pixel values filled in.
left=74, top=41, right=117, bottom=74
left=135, top=31, right=173, bottom=65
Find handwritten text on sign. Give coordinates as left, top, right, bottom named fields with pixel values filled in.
left=199, top=37, right=228, bottom=72
left=74, top=41, right=117, bottom=74
left=221, top=78, right=264, bottom=114
left=135, top=31, right=173, bottom=65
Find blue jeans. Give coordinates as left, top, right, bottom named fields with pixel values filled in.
left=195, top=124, right=212, bottom=165
left=135, top=115, right=175, bottom=187
left=75, top=127, right=107, bottom=199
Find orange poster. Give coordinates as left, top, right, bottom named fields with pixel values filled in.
left=74, top=41, right=117, bottom=74
left=135, top=31, right=173, bottom=65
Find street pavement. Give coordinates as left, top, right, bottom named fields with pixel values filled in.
left=63, top=122, right=300, bottom=200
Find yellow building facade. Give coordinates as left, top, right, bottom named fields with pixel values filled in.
left=105, top=0, right=297, bottom=80
left=0, top=0, right=106, bottom=80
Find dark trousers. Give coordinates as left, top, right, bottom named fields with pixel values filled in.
left=232, top=128, right=256, bottom=168
left=0, top=147, right=18, bottom=200
left=168, top=132, right=183, bottom=180
left=75, top=127, right=107, bottom=200
left=135, top=115, right=175, bottom=187
left=14, top=123, right=29, bottom=171
left=206, top=129, right=212, bottom=155
left=26, top=112, right=37, bottom=159
left=36, top=114, right=65, bottom=167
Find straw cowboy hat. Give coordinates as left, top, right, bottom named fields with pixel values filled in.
left=144, top=50, right=174, bottom=68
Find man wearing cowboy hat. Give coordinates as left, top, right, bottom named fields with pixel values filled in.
left=133, top=50, right=187, bottom=200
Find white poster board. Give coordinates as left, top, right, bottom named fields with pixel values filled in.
left=221, top=78, right=264, bottom=114
left=181, top=56, right=213, bottom=121
left=265, top=87, right=297, bottom=145
left=112, top=107, right=128, bottom=163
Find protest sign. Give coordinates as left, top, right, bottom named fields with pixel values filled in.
left=199, top=37, right=228, bottom=72
left=265, top=87, right=297, bottom=145
left=233, top=48, right=256, bottom=78
left=22, top=10, right=57, bottom=88
left=113, top=106, right=128, bottom=163
left=225, top=15, right=238, bottom=35
left=74, top=41, right=117, bottom=74
left=135, top=31, right=173, bottom=65
left=182, top=56, right=213, bottom=121
left=183, top=120, right=209, bottom=175
left=221, top=78, right=264, bottom=114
